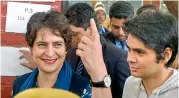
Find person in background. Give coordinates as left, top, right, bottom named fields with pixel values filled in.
left=94, top=2, right=109, bottom=34
left=103, top=1, right=134, bottom=51
left=13, top=11, right=91, bottom=98
left=123, top=11, right=178, bottom=98
left=136, top=4, right=157, bottom=15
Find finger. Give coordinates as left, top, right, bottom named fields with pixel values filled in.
left=19, top=50, right=32, bottom=55
left=78, top=42, right=88, bottom=51
left=76, top=49, right=83, bottom=57
left=19, top=50, right=30, bottom=53
left=19, top=50, right=32, bottom=59
left=80, top=36, right=92, bottom=46
left=20, top=62, right=36, bottom=70
left=19, top=55, right=24, bottom=59
left=90, top=18, right=100, bottom=41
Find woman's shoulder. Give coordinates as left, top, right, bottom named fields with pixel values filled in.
left=12, top=72, right=32, bottom=97
left=14, top=72, right=32, bottom=85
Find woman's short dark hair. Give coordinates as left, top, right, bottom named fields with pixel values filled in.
left=26, top=11, right=72, bottom=50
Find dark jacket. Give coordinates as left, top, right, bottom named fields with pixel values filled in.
left=66, top=36, right=131, bottom=98
left=103, top=32, right=116, bottom=44
left=12, top=72, right=90, bottom=97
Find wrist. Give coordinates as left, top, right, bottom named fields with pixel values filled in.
left=91, top=71, right=108, bottom=82
left=90, top=62, right=107, bottom=82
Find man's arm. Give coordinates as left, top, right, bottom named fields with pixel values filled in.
left=76, top=18, right=112, bottom=98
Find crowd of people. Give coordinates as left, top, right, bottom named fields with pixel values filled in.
left=12, top=1, right=178, bottom=98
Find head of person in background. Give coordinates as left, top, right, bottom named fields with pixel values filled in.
left=94, top=2, right=109, bottom=34
left=65, top=3, right=99, bottom=48
left=104, top=1, right=134, bottom=51
left=12, top=11, right=91, bottom=98
left=136, top=4, right=157, bottom=15
left=109, top=1, right=134, bottom=42
left=123, top=11, right=178, bottom=98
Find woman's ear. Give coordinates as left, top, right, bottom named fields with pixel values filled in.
left=163, top=47, right=172, bottom=64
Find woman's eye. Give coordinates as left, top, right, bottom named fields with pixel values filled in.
left=37, top=44, right=46, bottom=48
left=54, top=44, right=62, bottom=48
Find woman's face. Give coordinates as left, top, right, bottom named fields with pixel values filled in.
left=31, top=28, right=66, bottom=73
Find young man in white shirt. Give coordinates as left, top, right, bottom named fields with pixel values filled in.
left=122, top=11, right=178, bottom=98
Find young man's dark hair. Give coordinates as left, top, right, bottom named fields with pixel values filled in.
left=109, top=1, right=134, bottom=19
left=124, top=11, right=178, bottom=66
left=64, top=3, right=99, bottom=30
left=65, top=3, right=130, bottom=98
left=136, top=4, right=157, bottom=15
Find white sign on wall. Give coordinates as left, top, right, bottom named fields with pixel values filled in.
left=5, top=2, right=52, bottom=33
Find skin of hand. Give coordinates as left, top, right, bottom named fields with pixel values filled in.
left=76, top=18, right=108, bottom=82
left=19, top=50, right=37, bottom=70
left=76, top=18, right=112, bottom=98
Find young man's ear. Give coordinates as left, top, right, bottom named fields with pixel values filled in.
left=163, top=47, right=172, bottom=64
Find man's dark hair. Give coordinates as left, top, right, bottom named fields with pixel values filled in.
left=64, top=3, right=99, bottom=30
left=123, top=11, right=178, bottom=67
left=109, top=1, right=134, bottom=19
left=136, top=4, right=157, bottom=15
left=26, top=11, right=72, bottom=50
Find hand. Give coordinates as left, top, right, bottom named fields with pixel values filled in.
left=19, top=50, right=37, bottom=70
left=76, top=18, right=108, bottom=82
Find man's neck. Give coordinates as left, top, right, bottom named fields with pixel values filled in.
left=37, top=67, right=62, bottom=88
left=142, top=67, right=172, bottom=97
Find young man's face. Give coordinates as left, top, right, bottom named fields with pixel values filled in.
left=127, top=34, right=162, bottom=79
left=69, top=24, right=91, bottom=48
left=110, top=17, right=127, bottom=41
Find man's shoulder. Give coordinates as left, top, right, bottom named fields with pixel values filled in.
left=103, top=38, right=127, bottom=58
left=125, top=76, right=141, bottom=87
left=123, top=76, right=141, bottom=98
left=103, top=31, right=113, bottom=37
left=103, top=32, right=115, bottom=42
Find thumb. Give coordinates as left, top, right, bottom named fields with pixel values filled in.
left=90, top=18, right=100, bottom=42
